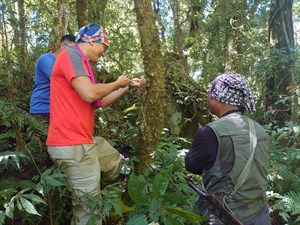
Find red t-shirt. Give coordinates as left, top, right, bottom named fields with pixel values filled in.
left=46, top=47, right=94, bottom=146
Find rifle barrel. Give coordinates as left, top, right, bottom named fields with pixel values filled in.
left=188, top=180, right=207, bottom=197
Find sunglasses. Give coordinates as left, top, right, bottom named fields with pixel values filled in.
left=62, top=42, right=70, bottom=47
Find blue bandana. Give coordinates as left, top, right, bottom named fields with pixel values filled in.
left=75, top=23, right=109, bottom=46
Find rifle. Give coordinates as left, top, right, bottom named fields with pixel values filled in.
left=188, top=180, right=243, bottom=225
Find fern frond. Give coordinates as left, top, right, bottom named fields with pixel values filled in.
left=286, top=191, right=300, bottom=215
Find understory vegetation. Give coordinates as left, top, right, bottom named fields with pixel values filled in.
left=0, top=98, right=299, bottom=225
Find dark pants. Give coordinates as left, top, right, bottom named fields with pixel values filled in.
left=244, top=207, right=271, bottom=225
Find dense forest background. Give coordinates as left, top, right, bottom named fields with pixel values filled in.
left=0, top=0, right=300, bottom=224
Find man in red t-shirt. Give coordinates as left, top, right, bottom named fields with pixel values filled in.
left=46, top=23, right=146, bottom=225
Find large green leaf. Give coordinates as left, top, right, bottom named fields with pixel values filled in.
left=111, top=198, right=122, bottom=217
left=0, top=211, right=5, bottom=225
left=5, top=202, right=14, bottom=219
left=35, top=183, right=44, bottom=196
left=162, top=216, right=184, bottom=225
left=16, top=199, right=23, bottom=211
left=44, top=176, right=65, bottom=187
left=152, top=169, right=171, bottom=198
left=127, top=174, right=148, bottom=205
left=0, top=188, right=17, bottom=199
left=17, top=180, right=36, bottom=189
left=149, top=198, right=160, bottom=221
left=40, top=167, right=54, bottom=178
left=22, top=194, right=46, bottom=204
left=109, top=201, right=135, bottom=218
left=126, top=214, right=148, bottom=225
left=19, top=197, right=41, bottom=216
left=163, top=192, right=191, bottom=205
left=165, top=207, right=207, bottom=222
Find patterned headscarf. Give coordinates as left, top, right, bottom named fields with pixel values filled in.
left=209, top=72, right=256, bottom=112
left=75, top=23, right=109, bottom=46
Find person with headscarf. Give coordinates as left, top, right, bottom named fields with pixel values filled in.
left=46, top=23, right=146, bottom=225
left=185, top=72, right=271, bottom=225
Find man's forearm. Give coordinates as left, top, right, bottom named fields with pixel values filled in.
left=101, top=86, right=129, bottom=108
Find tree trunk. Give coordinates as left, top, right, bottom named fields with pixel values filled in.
left=134, top=0, right=166, bottom=174
left=89, top=0, right=108, bottom=25
left=1, top=8, right=26, bottom=151
left=188, top=0, right=206, bottom=42
left=168, top=0, right=187, bottom=69
left=171, top=0, right=183, bottom=54
left=76, top=0, right=88, bottom=28
left=165, top=0, right=209, bottom=137
left=17, top=0, right=30, bottom=92
left=223, top=0, right=247, bottom=73
left=267, top=0, right=295, bottom=126
left=165, top=52, right=209, bottom=137
left=48, top=0, right=71, bottom=51
left=152, top=0, right=166, bottom=41
left=201, top=2, right=226, bottom=81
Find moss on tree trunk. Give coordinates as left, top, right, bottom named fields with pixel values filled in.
left=134, top=0, right=166, bottom=174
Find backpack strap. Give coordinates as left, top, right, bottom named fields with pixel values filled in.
left=223, top=118, right=257, bottom=210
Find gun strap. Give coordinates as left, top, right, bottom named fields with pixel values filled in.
left=224, top=118, right=257, bottom=207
